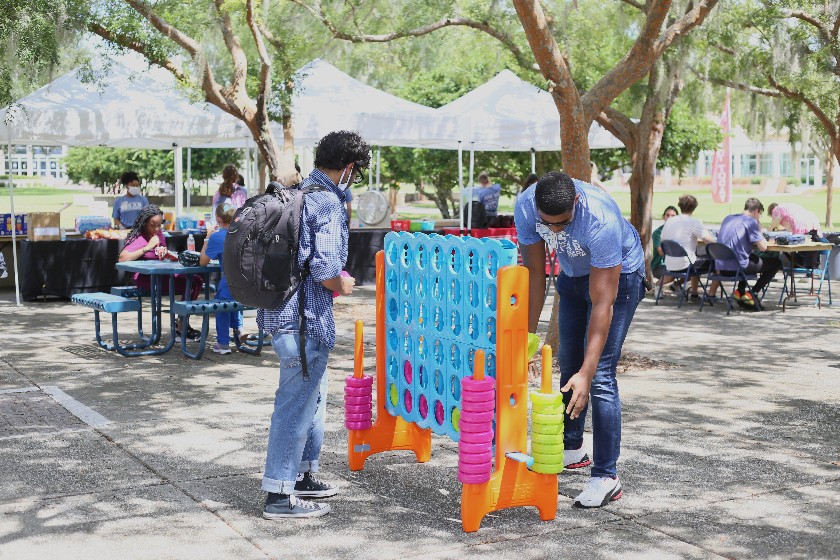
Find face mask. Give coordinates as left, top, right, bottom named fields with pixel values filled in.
left=336, top=166, right=353, bottom=191
left=128, top=186, right=141, bottom=196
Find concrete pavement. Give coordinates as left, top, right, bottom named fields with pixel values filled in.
left=0, top=277, right=838, bottom=559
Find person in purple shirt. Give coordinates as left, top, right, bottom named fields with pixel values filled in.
left=714, top=198, right=782, bottom=311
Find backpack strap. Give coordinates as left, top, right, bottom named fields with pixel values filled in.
left=293, top=183, right=328, bottom=380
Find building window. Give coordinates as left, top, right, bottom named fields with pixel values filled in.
left=50, top=161, right=57, bottom=169
left=704, top=153, right=713, bottom=175
left=741, top=154, right=757, bottom=176
left=780, top=153, right=791, bottom=176
left=759, top=154, right=772, bottom=176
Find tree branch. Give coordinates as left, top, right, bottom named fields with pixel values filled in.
left=246, top=0, right=272, bottom=99
left=582, top=0, right=718, bottom=121
left=580, top=0, right=672, bottom=120
left=289, top=0, right=537, bottom=71
left=651, top=0, right=720, bottom=63
left=87, top=22, right=187, bottom=83
left=122, top=0, right=231, bottom=112
left=618, top=0, right=645, bottom=11
left=782, top=8, right=832, bottom=43
left=768, top=74, right=837, bottom=139
left=212, top=0, right=249, bottom=97
left=595, top=106, right=638, bottom=153
left=690, top=67, right=783, bottom=97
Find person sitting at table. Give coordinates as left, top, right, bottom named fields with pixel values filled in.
left=767, top=202, right=821, bottom=236
left=119, top=204, right=203, bottom=340
left=661, top=195, right=714, bottom=299
left=199, top=203, right=242, bottom=355
left=112, top=172, right=149, bottom=229
left=651, top=205, right=678, bottom=283
left=211, top=165, right=248, bottom=224
left=714, top=198, right=782, bottom=311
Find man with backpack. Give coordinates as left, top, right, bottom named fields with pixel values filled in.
left=257, top=131, right=370, bottom=519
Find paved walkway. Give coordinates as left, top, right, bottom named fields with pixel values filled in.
left=0, top=278, right=838, bottom=559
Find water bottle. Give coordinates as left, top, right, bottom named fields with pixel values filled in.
left=187, top=233, right=195, bottom=252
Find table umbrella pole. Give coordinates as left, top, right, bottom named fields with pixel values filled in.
left=7, top=137, right=21, bottom=306
left=186, top=147, right=192, bottom=212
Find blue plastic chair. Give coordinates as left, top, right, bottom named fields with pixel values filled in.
left=655, top=240, right=709, bottom=309
left=777, top=248, right=832, bottom=307
left=700, top=243, right=758, bottom=315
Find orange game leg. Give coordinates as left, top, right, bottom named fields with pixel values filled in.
left=347, top=251, right=432, bottom=471
left=460, top=265, right=558, bottom=532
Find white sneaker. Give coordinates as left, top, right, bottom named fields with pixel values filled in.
left=573, top=476, right=622, bottom=508
left=563, top=447, right=592, bottom=469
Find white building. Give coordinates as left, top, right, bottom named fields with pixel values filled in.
left=0, top=145, right=67, bottom=179
left=686, top=128, right=824, bottom=187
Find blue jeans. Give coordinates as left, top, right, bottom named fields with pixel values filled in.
left=555, top=270, right=644, bottom=479
left=214, top=283, right=242, bottom=345
left=262, top=323, right=330, bottom=494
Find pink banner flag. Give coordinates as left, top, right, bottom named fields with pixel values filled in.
left=711, top=90, right=731, bottom=204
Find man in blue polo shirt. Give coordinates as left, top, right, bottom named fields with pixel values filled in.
left=514, top=171, right=644, bottom=509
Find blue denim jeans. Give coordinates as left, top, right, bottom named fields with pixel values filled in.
left=214, top=283, right=243, bottom=345
left=262, top=323, right=330, bottom=494
left=555, top=270, right=645, bottom=479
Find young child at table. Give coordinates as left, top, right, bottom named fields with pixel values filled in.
left=199, top=203, right=242, bottom=355
left=119, top=204, right=204, bottom=341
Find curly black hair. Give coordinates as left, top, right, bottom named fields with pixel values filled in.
left=535, top=171, right=577, bottom=215
left=120, top=171, right=140, bottom=185
left=125, top=204, right=164, bottom=246
left=314, top=130, right=371, bottom=171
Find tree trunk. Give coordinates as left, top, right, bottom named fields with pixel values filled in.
left=248, top=111, right=298, bottom=188
left=628, top=59, right=683, bottom=278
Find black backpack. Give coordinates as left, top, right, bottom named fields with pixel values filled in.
left=224, top=181, right=324, bottom=310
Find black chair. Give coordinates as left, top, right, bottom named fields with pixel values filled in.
left=655, top=240, right=709, bottom=309
left=700, top=243, right=758, bottom=315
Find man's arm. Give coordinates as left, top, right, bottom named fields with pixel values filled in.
left=346, top=201, right=352, bottom=226
left=520, top=241, right=547, bottom=333
left=754, top=237, right=768, bottom=252
left=561, top=264, right=621, bottom=419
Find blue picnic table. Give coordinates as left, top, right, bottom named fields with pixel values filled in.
left=114, top=260, right=218, bottom=356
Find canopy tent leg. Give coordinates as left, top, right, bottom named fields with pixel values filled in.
left=7, top=138, right=21, bottom=306
left=467, top=142, right=475, bottom=233
left=244, top=139, right=252, bottom=190
left=368, top=148, right=373, bottom=189
left=376, top=147, right=381, bottom=189
left=186, top=147, right=192, bottom=212
left=531, top=148, right=536, bottom=174
left=252, top=147, right=259, bottom=192
left=174, top=145, right=183, bottom=221
left=458, top=141, right=463, bottom=230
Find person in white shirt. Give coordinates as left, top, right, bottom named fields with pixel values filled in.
left=660, top=194, right=714, bottom=299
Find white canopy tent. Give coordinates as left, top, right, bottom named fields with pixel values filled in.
left=429, top=70, right=624, bottom=228
left=0, top=58, right=252, bottom=305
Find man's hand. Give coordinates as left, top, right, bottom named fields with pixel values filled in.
left=337, top=274, right=355, bottom=296
left=560, top=371, right=593, bottom=420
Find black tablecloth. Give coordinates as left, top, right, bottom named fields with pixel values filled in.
left=346, top=229, right=388, bottom=286
left=19, top=233, right=206, bottom=301
left=17, top=231, right=390, bottom=299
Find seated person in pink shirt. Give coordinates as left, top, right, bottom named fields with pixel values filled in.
left=118, top=204, right=203, bottom=341
left=767, top=202, right=821, bottom=236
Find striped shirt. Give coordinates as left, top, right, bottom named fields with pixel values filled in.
left=257, top=169, right=349, bottom=348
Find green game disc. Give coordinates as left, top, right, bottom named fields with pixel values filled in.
left=389, top=384, right=398, bottom=407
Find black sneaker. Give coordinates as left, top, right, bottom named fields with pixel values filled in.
left=294, top=472, right=338, bottom=498
left=263, top=493, right=330, bottom=519
left=186, top=326, right=202, bottom=340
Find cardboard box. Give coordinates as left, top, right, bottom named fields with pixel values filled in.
left=27, top=203, right=71, bottom=241
left=0, top=214, right=28, bottom=236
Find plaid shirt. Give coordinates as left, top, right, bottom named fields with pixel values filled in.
left=257, top=169, right=348, bottom=348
